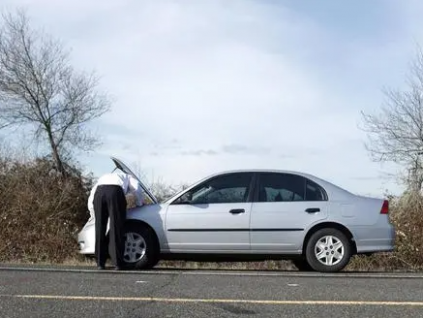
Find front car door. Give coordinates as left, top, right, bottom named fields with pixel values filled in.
left=164, top=172, right=255, bottom=252
left=250, top=172, right=329, bottom=253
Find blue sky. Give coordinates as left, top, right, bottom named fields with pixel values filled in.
left=1, top=0, right=423, bottom=197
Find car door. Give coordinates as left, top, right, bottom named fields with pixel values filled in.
left=164, top=172, right=255, bottom=252
left=250, top=172, right=329, bottom=253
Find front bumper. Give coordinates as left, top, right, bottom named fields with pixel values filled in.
left=77, top=222, right=95, bottom=255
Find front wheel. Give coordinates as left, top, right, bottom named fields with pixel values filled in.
left=122, top=223, right=159, bottom=270
left=305, top=228, right=352, bottom=272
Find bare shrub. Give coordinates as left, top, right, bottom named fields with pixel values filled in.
left=0, top=156, right=93, bottom=263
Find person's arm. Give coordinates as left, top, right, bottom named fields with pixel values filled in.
left=128, top=176, right=144, bottom=206
left=87, top=184, right=98, bottom=221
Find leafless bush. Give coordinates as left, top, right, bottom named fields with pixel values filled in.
left=0, top=155, right=93, bottom=263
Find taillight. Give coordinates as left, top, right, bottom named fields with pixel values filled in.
left=380, top=200, right=389, bottom=214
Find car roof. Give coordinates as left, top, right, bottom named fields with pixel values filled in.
left=203, top=168, right=317, bottom=177
left=198, top=169, right=341, bottom=184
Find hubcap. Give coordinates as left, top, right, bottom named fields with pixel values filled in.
left=314, top=235, right=344, bottom=266
left=123, top=232, right=146, bottom=263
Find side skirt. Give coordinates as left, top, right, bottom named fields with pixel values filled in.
left=158, top=252, right=303, bottom=263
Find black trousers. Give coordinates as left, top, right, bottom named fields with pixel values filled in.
left=93, top=184, right=127, bottom=267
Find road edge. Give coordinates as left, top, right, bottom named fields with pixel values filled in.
left=1, top=265, right=423, bottom=279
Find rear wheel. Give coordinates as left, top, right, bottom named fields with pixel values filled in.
left=305, top=228, right=351, bottom=272
left=122, top=223, right=160, bottom=270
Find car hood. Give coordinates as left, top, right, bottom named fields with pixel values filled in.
left=110, top=156, right=158, bottom=204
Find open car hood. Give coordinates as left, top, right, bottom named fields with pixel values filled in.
left=110, top=156, right=158, bottom=204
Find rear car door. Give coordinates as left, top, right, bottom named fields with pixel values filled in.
left=250, top=172, right=329, bottom=253
left=165, top=172, right=255, bottom=252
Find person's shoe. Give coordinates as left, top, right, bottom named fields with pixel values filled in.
left=97, top=265, right=105, bottom=270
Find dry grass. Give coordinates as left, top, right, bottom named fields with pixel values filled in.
left=1, top=154, right=423, bottom=272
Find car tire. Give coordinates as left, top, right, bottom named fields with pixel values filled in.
left=305, top=228, right=351, bottom=273
left=122, top=223, right=160, bottom=270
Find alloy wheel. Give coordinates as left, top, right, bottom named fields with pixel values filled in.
left=123, top=232, right=147, bottom=263
left=314, top=235, right=344, bottom=266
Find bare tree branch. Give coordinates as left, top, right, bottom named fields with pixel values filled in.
left=360, top=45, right=423, bottom=192
left=0, top=9, right=111, bottom=177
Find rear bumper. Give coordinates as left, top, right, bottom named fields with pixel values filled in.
left=352, top=224, right=396, bottom=254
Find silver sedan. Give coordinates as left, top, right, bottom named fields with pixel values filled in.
left=77, top=157, right=395, bottom=272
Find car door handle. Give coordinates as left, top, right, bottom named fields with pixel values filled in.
left=305, top=208, right=320, bottom=213
left=229, top=209, right=245, bottom=214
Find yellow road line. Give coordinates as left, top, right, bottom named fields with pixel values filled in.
left=1, top=294, right=423, bottom=306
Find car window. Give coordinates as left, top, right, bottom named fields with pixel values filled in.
left=305, top=179, right=327, bottom=201
left=257, top=172, right=327, bottom=202
left=258, top=173, right=305, bottom=202
left=178, top=173, right=253, bottom=204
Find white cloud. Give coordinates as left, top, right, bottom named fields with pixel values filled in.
left=1, top=0, right=423, bottom=197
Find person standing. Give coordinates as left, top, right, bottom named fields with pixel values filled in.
left=87, top=171, right=144, bottom=270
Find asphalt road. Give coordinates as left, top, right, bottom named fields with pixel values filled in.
left=1, top=267, right=423, bottom=317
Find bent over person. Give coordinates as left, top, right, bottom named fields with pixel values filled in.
left=87, top=171, right=144, bottom=270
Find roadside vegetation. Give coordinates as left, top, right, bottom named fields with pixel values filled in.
left=1, top=9, right=423, bottom=271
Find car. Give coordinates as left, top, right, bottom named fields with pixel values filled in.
left=77, top=157, right=395, bottom=272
